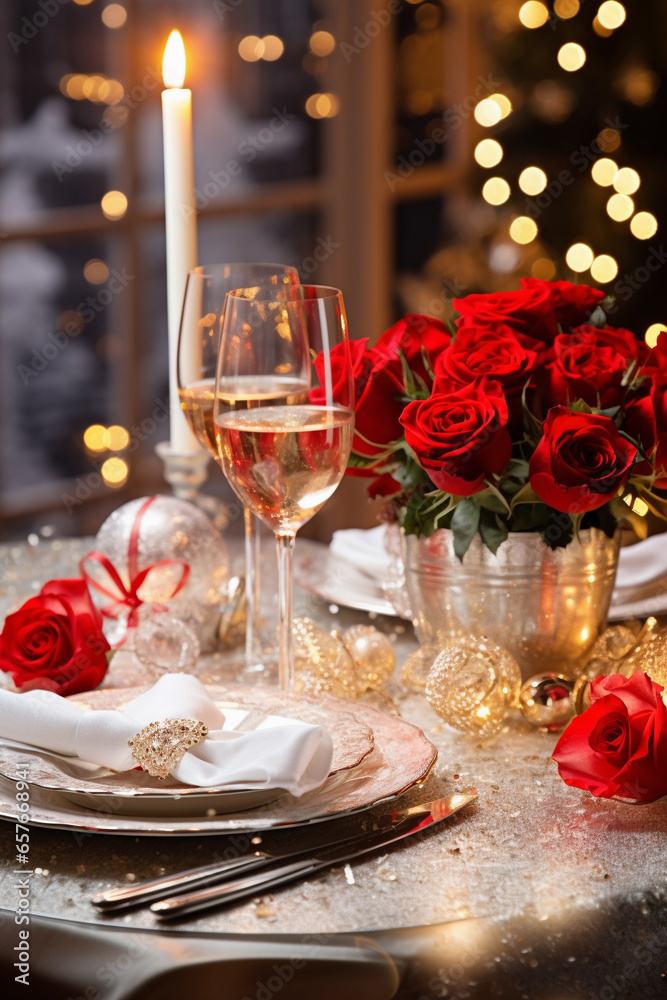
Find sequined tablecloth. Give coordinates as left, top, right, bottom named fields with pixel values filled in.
left=0, top=536, right=666, bottom=999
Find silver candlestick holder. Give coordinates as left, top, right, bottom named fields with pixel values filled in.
left=155, top=442, right=230, bottom=531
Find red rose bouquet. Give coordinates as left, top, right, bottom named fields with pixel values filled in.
left=348, top=279, right=667, bottom=557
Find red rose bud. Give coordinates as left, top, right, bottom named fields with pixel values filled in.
left=399, top=378, right=511, bottom=496
left=529, top=406, right=636, bottom=514
left=0, top=578, right=110, bottom=696
left=552, top=672, right=667, bottom=804
left=520, top=277, right=605, bottom=330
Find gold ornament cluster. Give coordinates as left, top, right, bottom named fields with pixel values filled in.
left=402, top=617, right=667, bottom=737
left=293, top=618, right=396, bottom=699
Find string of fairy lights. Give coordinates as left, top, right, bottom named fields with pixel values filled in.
left=473, top=0, right=663, bottom=348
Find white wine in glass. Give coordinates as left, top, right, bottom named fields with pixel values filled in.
left=176, top=263, right=300, bottom=676
left=215, top=286, right=355, bottom=692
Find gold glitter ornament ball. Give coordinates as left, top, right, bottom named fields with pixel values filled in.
left=401, top=643, right=440, bottom=691
left=585, top=623, right=639, bottom=677
left=519, top=673, right=575, bottom=731
left=293, top=617, right=359, bottom=699
left=619, top=628, right=667, bottom=690
left=343, top=625, right=396, bottom=689
left=425, top=635, right=521, bottom=737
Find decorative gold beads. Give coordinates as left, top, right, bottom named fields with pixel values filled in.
left=292, top=618, right=397, bottom=699
left=343, top=625, right=396, bottom=689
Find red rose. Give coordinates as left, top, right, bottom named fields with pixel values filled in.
left=374, top=313, right=451, bottom=385
left=454, top=283, right=559, bottom=344
left=545, top=325, right=638, bottom=409
left=311, top=337, right=367, bottom=410
left=552, top=672, right=667, bottom=803
left=529, top=406, right=636, bottom=513
left=625, top=378, right=667, bottom=487
left=434, top=324, right=539, bottom=430
left=521, top=278, right=605, bottom=330
left=399, top=378, right=511, bottom=496
left=353, top=349, right=406, bottom=458
left=0, top=579, right=110, bottom=696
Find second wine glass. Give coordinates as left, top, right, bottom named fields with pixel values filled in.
left=214, top=286, right=355, bottom=692
left=176, top=263, right=300, bottom=677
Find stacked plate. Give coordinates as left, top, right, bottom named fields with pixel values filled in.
left=0, top=685, right=437, bottom=837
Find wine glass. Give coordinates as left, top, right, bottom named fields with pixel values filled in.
left=176, top=263, right=300, bottom=676
left=214, top=286, right=354, bottom=692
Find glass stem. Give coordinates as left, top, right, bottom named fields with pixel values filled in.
left=276, top=531, right=296, bottom=692
left=243, top=508, right=261, bottom=668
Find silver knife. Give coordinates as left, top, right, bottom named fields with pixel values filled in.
left=150, top=792, right=476, bottom=920
left=92, top=801, right=432, bottom=912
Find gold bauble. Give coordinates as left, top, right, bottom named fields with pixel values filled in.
left=425, top=634, right=522, bottom=737
left=401, top=644, right=440, bottom=691
left=293, top=617, right=358, bottom=699
left=585, top=623, right=638, bottom=677
left=519, top=673, right=575, bottom=731
left=343, top=625, right=396, bottom=690
left=619, top=630, right=667, bottom=690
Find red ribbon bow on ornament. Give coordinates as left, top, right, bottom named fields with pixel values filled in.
left=80, top=496, right=190, bottom=644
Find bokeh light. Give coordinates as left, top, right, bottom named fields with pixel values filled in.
left=305, top=93, right=340, bottom=118
left=101, top=4, right=127, bottom=28
left=630, top=212, right=658, bottom=240
left=597, top=127, right=621, bottom=151
left=238, top=36, right=264, bottom=61
left=489, top=93, right=512, bottom=119
left=613, top=167, right=640, bottom=195
left=509, top=217, right=539, bottom=244
left=474, top=98, right=502, bottom=127
left=591, top=157, right=618, bottom=186
left=474, top=139, right=504, bottom=167
left=554, top=0, right=580, bottom=17
left=590, top=254, right=618, bottom=283
left=101, top=457, right=129, bottom=487
left=565, top=243, right=594, bottom=272
left=83, top=259, right=110, bottom=284
left=107, top=425, right=130, bottom=451
left=597, top=1, right=626, bottom=29
left=518, top=166, right=547, bottom=195
left=84, top=425, right=109, bottom=452
left=531, top=258, right=556, bottom=279
left=482, top=177, right=511, bottom=205
left=309, top=30, right=335, bottom=56
left=261, top=35, right=284, bottom=61
left=101, top=190, right=128, bottom=220
left=519, top=1, right=549, bottom=28
left=606, top=193, right=634, bottom=221
left=645, top=324, right=667, bottom=349
left=557, top=42, right=586, bottom=71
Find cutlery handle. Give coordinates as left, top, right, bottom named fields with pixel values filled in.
left=151, top=856, right=325, bottom=919
left=91, top=852, right=270, bottom=911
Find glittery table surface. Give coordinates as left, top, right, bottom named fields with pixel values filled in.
left=1, top=535, right=666, bottom=999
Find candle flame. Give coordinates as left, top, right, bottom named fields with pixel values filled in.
left=163, top=30, right=186, bottom=88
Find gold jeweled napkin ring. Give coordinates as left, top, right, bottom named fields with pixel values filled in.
left=128, top=718, right=209, bottom=779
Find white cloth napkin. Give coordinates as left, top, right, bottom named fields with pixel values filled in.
left=331, top=526, right=667, bottom=598
left=0, top=674, right=333, bottom=797
left=330, top=525, right=391, bottom=578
